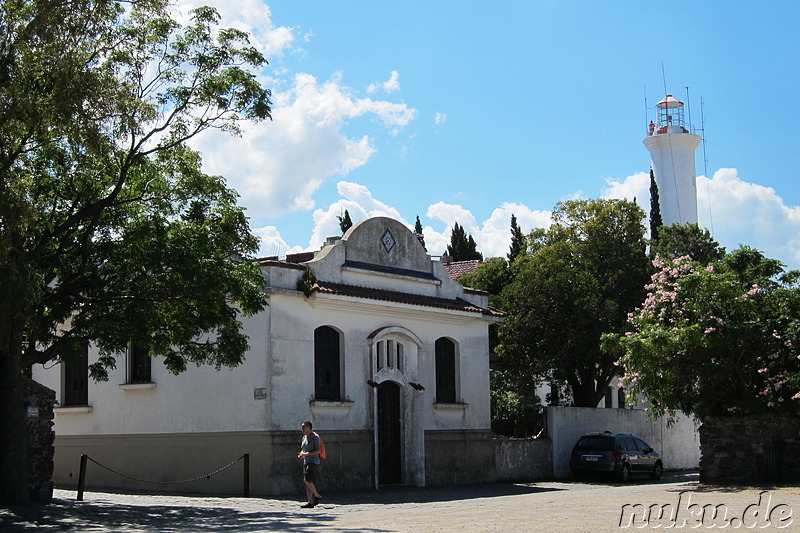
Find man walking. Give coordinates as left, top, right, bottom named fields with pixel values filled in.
left=297, top=421, right=323, bottom=508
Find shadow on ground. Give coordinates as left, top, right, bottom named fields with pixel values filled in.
left=327, top=481, right=564, bottom=505
left=1, top=497, right=340, bottom=533
left=0, top=482, right=566, bottom=532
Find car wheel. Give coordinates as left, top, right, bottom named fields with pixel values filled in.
left=618, top=463, right=631, bottom=483
left=650, top=461, right=663, bottom=480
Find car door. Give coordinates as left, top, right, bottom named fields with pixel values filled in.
left=621, top=437, right=642, bottom=471
left=634, top=437, right=656, bottom=471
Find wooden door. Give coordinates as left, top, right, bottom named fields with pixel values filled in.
left=377, top=381, right=402, bottom=484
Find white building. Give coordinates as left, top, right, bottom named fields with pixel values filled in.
left=643, top=94, right=702, bottom=225
left=33, top=217, right=503, bottom=495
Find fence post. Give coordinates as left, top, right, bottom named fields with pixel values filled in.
left=77, top=454, right=88, bottom=501
left=243, top=453, right=250, bottom=497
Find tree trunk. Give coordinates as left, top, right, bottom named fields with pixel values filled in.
left=0, top=344, right=29, bottom=504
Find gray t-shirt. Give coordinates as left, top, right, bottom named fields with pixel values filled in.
left=301, top=433, right=321, bottom=465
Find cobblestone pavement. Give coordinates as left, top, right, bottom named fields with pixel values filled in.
left=2, top=472, right=800, bottom=532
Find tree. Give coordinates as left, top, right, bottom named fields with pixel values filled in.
left=414, top=215, right=426, bottom=251
left=507, top=214, right=524, bottom=263
left=650, top=223, right=726, bottom=265
left=457, top=257, right=509, bottom=308
left=604, top=247, right=800, bottom=419
left=338, top=209, right=353, bottom=234
left=648, top=169, right=663, bottom=243
left=0, top=0, right=271, bottom=504
left=446, top=222, right=482, bottom=261
left=498, top=199, right=649, bottom=407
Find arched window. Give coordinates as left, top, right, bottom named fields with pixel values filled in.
left=314, top=326, right=341, bottom=400
left=617, top=387, right=626, bottom=409
left=604, top=386, right=613, bottom=408
left=435, top=338, right=456, bottom=403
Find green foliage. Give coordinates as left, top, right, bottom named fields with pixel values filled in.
left=297, top=268, right=317, bottom=298
left=338, top=209, right=353, bottom=234
left=490, top=368, right=542, bottom=429
left=606, top=247, right=800, bottom=419
left=414, top=215, right=426, bottom=251
left=1, top=0, right=272, bottom=377
left=499, top=199, right=649, bottom=407
left=456, top=256, right=509, bottom=308
left=507, top=214, right=525, bottom=263
left=446, top=222, right=482, bottom=261
left=650, top=223, right=726, bottom=265
left=648, top=169, right=663, bottom=242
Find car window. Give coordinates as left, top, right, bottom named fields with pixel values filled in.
left=634, top=438, right=650, bottom=451
left=574, top=436, right=613, bottom=451
left=622, top=437, right=637, bottom=451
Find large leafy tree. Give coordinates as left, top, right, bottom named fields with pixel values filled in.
left=0, top=0, right=271, bottom=503
left=446, top=222, right=482, bottom=261
left=650, top=223, right=726, bottom=265
left=605, top=247, right=800, bottom=419
left=498, top=199, right=649, bottom=407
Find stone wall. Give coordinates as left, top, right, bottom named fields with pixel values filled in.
left=24, top=378, right=56, bottom=502
left=699, top=414, right=800, bottom=485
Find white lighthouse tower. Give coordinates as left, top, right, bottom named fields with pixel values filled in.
left=643, top=94, right=702, bottom=225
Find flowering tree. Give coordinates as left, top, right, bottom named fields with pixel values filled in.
left=604, top=247, right=800, bottom=419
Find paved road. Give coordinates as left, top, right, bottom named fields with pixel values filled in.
left=2, top=472, right=799, bottom=532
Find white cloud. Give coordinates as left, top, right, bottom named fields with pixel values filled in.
left=698, top=169, right=800, bottom=268
left=601, top=171, right=650, bottom=214
left=306, top=182, right=407, bottom=251
left=191, top=72, right=417, bottom=218
left=253, top=226, right=302, bottom=258
left=367, top=71, right=401, bottom=94
left=434, top=112, right=447, bottom=126
left=175, top=0, right=296, bottom=58
left=294, top=185, right=552, bottom=259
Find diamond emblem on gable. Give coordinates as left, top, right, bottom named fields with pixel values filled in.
left=381, top=229, right=396, bottom=252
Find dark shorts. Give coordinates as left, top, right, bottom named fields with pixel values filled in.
left=303, top=463, right=319, bottom=483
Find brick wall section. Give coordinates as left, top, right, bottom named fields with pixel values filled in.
left=699, top=415, right=800, bottom=485
left=24, top=378, right=56, bottom=502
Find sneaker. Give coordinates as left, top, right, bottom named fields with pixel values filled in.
left=300, top=502, right=316, bottom=508
left=314, top=496, right=322, bottom=505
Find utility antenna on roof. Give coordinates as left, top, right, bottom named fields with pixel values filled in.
left=661, top=62, right=668, bottom=95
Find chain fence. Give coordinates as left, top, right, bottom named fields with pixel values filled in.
left=77, top=453, right=250, bottom=500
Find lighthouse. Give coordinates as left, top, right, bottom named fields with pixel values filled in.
left=643, top=94, right=702, bottom=225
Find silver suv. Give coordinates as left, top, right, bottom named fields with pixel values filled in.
left=569, top=431, right=663, bottom=482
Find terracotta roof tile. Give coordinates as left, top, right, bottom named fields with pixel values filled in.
left=443, top=260, right=482, bottom=279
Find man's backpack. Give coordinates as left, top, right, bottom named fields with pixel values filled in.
left=312, top=432, right=327, bottom=459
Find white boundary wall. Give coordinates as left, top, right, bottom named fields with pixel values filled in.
left=547, top=406, right=700, bottom=479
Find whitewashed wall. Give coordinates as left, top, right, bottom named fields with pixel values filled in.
left=547, top=406, right=700, bottom=478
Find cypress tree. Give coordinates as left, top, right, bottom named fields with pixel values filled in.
left=447, top=223, right=483, bottom=261
left=414, top=215, right=426, bottom=250
left=508, top=214, right=524, bottom=263
left=649, top=169, right=663, bottom=244
left=338, top=209, right=353, bottom=234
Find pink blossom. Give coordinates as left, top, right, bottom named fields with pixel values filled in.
left=705, top=327, right=716, bottom=334
left=792, top=392, right=800, bottom=400
left=706, top=265, right=715, bottom=273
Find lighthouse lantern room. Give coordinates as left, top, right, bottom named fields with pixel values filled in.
left=643, top=93, right=702, bottom=226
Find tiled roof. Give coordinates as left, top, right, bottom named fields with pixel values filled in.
left=311, top=280, right=504, bottom=318
left=443, top=260, right=482, bottom=279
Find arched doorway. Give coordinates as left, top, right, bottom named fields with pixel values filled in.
left=377, top=381, right=402, bottom=485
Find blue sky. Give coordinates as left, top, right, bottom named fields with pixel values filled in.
left=179, top=0, right=800, bottom=269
